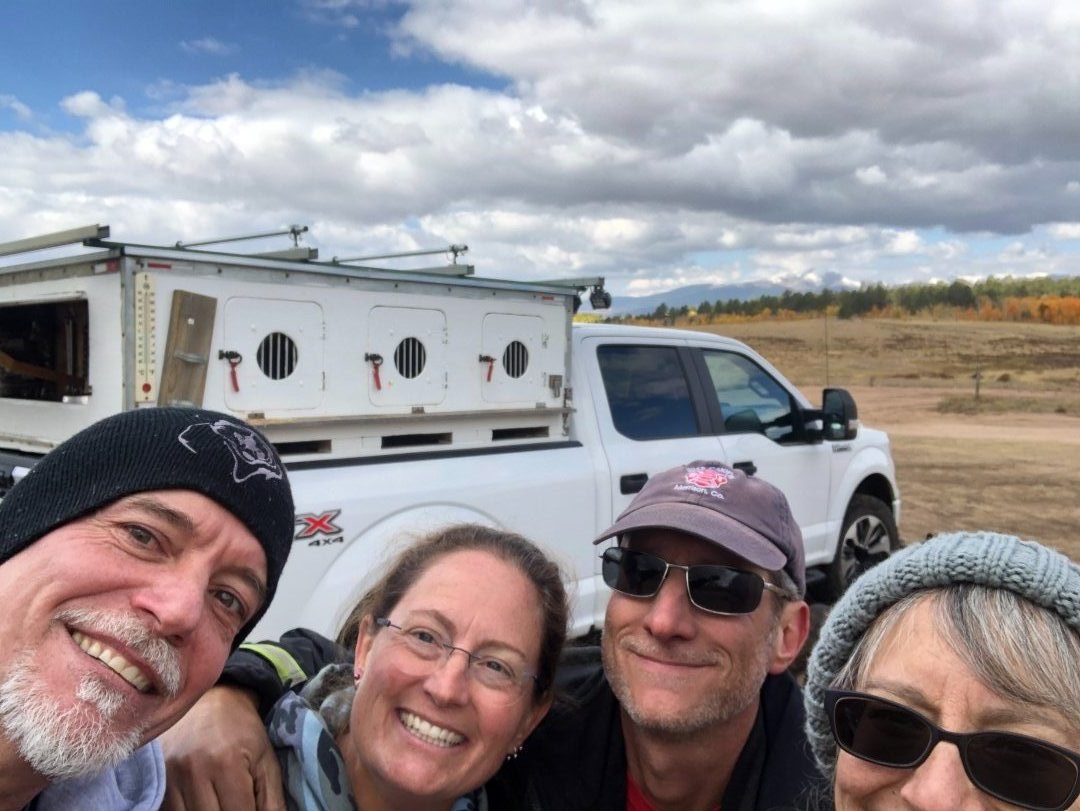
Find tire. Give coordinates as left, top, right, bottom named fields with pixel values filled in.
left=823, top=494, right=899, bottom=600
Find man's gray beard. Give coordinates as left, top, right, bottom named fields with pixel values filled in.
left=0, top=607, right=180, bottom=781
left=601, top=621, right=778, bottom=740
left=0, top=653, right=146, bottom=780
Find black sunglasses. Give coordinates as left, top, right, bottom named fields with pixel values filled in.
left=825, top=689, right=1080, bottom=811
left=600, top=547, right=788, bottom=615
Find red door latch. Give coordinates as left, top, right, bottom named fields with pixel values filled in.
left=365, top=353, right=384, bottom=390
left=218, top=350, right=242, bottom=392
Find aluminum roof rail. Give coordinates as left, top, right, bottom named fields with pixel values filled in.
left=0, top=224, right=110, bottom=258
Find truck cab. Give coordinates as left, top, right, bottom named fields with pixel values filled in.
left=571, top=323, right=899, bottom=603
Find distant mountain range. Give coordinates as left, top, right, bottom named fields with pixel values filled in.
left=605, top=270, right=860, bottom=316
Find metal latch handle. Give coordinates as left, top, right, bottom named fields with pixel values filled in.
left=218, top=350, right=242, bottom=392
left=364, top=352, right=384, bottom=390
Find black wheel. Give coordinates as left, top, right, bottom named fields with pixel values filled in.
left=824, top=494, right=898, bottom=600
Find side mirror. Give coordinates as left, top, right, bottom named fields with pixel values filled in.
left=822, top=388, right=859, bottom=440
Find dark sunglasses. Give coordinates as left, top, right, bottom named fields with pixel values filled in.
left=825, top=689, right=1080, bottom=811
left=600, top=547, right=788, bottom=615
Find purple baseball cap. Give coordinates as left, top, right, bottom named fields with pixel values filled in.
left=594, top=460, right=806, bottom=596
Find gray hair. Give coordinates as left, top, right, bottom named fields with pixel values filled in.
left=774, top=567, right=800, bottom=599
left=832, top=585, right=1080, bottom=729
left=767, top=567, right=801, bottom=620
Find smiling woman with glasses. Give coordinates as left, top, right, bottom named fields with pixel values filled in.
left=803, top=531, right=1080, bottom=811
left=260, top=523, right=569, bottom=811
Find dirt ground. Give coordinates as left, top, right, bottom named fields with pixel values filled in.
left=847, top=385, right=1080, bottom=562
left=689, top=317, right=1080, bottom=564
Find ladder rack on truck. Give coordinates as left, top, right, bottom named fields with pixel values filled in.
left=0, top=224, right=602, bottom=464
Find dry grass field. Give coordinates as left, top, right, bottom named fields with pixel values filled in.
left=693, top=317, right=1080, bottom=564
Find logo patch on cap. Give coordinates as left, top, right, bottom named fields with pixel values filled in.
left=683, top=465, right=731, bottom=491
left=178, top=419, right=285, bottom=483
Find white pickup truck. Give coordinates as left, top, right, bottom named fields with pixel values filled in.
left=0, top=225, right=900, bottom=640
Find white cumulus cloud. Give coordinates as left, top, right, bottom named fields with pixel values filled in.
left=3, top=0, right=1080, bottom=294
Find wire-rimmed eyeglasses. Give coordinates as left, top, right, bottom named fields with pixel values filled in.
left=375, top=618, right=537, bottom=704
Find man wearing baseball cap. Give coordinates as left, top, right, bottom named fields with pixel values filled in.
left=488, top=460, right=817, bottom=810
left=0, top=407, right=294, bottom=810
left=159, top=460, right=818, bottom=811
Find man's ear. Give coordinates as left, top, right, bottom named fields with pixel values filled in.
left=353, top=615, right=377, bottom=679
left=768, top=599, right=811, bottom=675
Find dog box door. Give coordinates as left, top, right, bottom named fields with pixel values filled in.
left=222, top=297, right=324, bottom=411
left=480, top=313, right=546, bottom=404
left=366, top=306, right=447, bottom=407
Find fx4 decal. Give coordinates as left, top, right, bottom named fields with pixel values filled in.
left=294, top=510, right=344, bottom=547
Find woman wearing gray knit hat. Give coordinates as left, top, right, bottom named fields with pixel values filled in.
left=803, top=531, right=1080, bottom=811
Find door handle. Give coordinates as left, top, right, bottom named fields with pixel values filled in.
left=620, top=473, right=648, bottom=494
left=732, top=461, right=757, bottom=476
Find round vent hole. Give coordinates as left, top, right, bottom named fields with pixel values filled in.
left=502, top=340, right=529, bottom=379
left=256, top=332, right=298, bottom=380
left=394, top=337, right=427, bottom=379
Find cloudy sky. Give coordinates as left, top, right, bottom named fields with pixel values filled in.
left=2, top=0, right=1079, bottom=297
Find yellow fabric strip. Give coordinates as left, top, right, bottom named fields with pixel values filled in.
left=238, top=642, right=308, bottom=687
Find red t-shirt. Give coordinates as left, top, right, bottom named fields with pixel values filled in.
left=626, top=774, right=721, bottom=811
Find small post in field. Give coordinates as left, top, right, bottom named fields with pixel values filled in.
left=823, top=309, right=830, bottom=386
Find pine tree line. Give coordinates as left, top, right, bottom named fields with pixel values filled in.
left=610, top=276, right=1080, bottom=325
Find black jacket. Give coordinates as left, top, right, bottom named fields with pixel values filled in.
left=486, top=646, right=821, bottom=811
left=222, top=635, right=821, bottom=810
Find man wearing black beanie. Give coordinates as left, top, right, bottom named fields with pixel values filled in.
left=0, top=407, right=294, bottom=810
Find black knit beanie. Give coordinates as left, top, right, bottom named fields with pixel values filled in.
left=0, top=407, right=295, bottom=643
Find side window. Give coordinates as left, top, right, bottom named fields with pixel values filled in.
left=597, top=345, right=699, bottom=440
left=702, top=351, right=796, bottom=442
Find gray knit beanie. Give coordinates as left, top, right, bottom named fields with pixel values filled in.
left=804, top=531, right=1080, bottom=776
left=0, top=407, right=295, bottom=643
